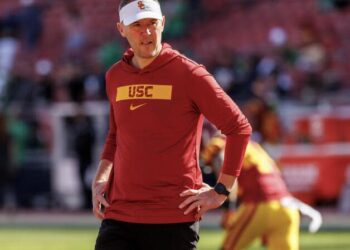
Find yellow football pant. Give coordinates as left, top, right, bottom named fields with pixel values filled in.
left=222, top=201, right=300, bottom=250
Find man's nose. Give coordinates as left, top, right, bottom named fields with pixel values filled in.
left=141, top=26, right=152, bottom=35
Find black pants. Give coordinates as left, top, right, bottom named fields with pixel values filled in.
left=95, top=219, right=200, bottom=250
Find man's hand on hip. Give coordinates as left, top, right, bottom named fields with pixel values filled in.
left=179, top=183, right=227, bottom=220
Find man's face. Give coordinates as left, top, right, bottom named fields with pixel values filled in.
left=118, top=17, right=165, bottom=59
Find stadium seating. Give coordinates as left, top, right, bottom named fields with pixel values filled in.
left=0, top=0, right=348, bottom=84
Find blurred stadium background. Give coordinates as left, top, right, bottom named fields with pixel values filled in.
left=1, top=0, right=350, bottom=249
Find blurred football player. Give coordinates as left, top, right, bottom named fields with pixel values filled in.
left=201, top=134, right=322, bottom=250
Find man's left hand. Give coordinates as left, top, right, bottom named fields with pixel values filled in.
left=179, top=183, right=227, bottom=220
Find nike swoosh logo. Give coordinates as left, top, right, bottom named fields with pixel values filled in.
left=130, top=103, right=147, bottom=111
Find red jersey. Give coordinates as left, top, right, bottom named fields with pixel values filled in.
left=238, top=141, right=290, bottom=203
left=202, top=138, right=290, bottom=203
left=101, top=43, right=251, bottom=224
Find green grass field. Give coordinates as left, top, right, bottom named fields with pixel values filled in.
left=0, top=227, right=350, bottom=250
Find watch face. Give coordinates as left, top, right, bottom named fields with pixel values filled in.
left=216, top=184, right=224, bottom=193
left=215, top=183, right=229, bottom=196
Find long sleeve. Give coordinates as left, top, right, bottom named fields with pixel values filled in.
left=100, top=103, right=117, bottom=162
left=187, top=66, right=251, bottom=176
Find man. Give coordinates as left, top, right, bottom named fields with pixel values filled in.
left=201, top=135, right=322, bottom=250
left=92, top=1, right=252, bottom=249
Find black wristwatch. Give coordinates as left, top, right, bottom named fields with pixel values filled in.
left=214, top=182, right=230, bottom=196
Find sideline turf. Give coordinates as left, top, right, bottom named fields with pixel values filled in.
left=0, top=227, right=350, bottom=250
left=0, top=227, right=97, bottom=250
left=198, top=229, right=350, bottom=250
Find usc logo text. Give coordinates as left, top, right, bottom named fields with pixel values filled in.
left=129, top=85, right=153, bottom=98
left=116, top=84, right=172, bottom=101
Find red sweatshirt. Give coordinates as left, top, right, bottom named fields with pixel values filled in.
left=101, top=43, right=251, bottom=224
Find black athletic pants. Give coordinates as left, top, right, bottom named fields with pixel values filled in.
left=95, top=219, right=200, bottom=250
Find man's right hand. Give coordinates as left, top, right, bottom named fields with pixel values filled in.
left=92, top=181, right=110, bottom=220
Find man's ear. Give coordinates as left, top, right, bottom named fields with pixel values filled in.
left=117, top=22, right=126, bottom=37
left=161, top=16, right=166, bottom=31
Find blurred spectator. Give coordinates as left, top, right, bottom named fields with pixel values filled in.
left=7, top=106, right=30, bottom=171
left=72, top=109, right=95, bottom=210
left=297, top=19, right=326, bottom=73
left=67, top=67, right=85, bottom=103
left=33, top=59, right=54, bottom=105
left=0, top=111, right=11, bottom=207
left=241, top=95, right=282, bottom=144
left=61, top=0, right=87, bottom=62
left=212, top=48, right=235, bottom=93
left=2, top=106, right=30, bottom=208
left=0, top=16, right=19, bottom=96
left=17, top=0, right=47, bottom=50
left=55, top=62, right=85, bottom=103
left=3, top=74, right=36, bottom=106
left=295, top=18, right=328, bottom=104
left=83, top=63, right=106, bottom=101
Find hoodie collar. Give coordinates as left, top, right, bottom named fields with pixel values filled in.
left=121, top=43, right=179, bottom=73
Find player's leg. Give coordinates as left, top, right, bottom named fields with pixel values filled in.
left=137, top=221, right=200, bottom=250
left=95, top=219, right=137, bottom=250
left=267, top=205, right=300, bottom=250
left=222, top=203, right=266, bottom=250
